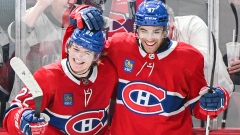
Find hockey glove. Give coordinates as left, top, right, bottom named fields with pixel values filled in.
left=199, top=86, right=229, bottom=116
left=18, top=109, right=49, bottom=135
left=70, top=5, right=104, bottom=31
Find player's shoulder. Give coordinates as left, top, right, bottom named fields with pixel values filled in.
left=111, top=32, right=135, bottom=41
left=176, top=41, right=204, bottom=57
left=34, top=61, right=63, bottom=76
left=99, top=56, right=117, bottom=71
left=97, top=56, right=117, bottom=76
left=42, top=61, right=62, bottom=70
left=107, top=32, right=137, bottom=52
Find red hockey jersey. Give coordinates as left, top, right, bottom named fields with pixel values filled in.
left=3, top=57, right=117, bottom=135
left=105, top=32, right=208, bottom=135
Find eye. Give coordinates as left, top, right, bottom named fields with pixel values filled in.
left=85, top=51, right=94, bottom=56
left=73, top=46, right=79, bottom=51
left=140, top=29, right=147, bottom=33
left=85, top=52, right=91, bottom=55
left=154, top=29, right=162, bottom=34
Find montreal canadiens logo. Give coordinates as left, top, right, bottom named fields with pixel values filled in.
left=122, top=82, right=166, bottom=115
left=65, top=110, right=105, bottom=134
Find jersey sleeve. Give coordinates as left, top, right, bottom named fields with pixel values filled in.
left=185, top=50, right=209, bottom=120
left=3, top=67, right=56, bottom=134
left=186, top=15, right=233, bottom=95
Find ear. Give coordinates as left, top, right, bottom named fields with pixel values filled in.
left=163, top=31, right=168, bottom=38
left=169, top=18, right=174, bottom=28
left=66, top=45, right=71, bottom=54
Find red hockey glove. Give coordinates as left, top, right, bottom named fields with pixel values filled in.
left=70, top=5, right=104, bottom=30
left=70, top=4, right=90, bottom=29
left=199, top=86, right=229, bottom=116
left=15, top=108, right=50, bottom=135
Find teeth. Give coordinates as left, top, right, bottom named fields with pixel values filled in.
left=74, top=59, right=84, bottom=64
left=146, top=42, right=155, bottom=46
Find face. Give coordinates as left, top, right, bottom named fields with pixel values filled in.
left=138, top=26, right=165, bottom=53
left=68, top=43, right=95, bottom=75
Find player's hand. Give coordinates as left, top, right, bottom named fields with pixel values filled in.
left=199, top=86, right=229, bottom=116
left=20, top=110, right=49, bottom=135
left=70, top=5, right=104, bottom=30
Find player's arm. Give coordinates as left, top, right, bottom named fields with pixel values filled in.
left=3, top=68, right=53, bottom=134
left=3, top=86, right=48, bottom=134
left=69, top=4, right=104, bottom=30
left=187, top=16, right=233, bottom=95
left=186, top=57, right=209, bottom=120
left=62, top=4, right=106, bottom=59
left=69, top=4, right=114, bottom=31
left=188, top=57, right=230, bottom=120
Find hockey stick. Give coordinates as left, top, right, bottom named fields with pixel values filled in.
left=10, top=57, right=43, bottom=118
left=204, top=32, right=217, bottom=135
left=221, top=2, right=239, bottom=128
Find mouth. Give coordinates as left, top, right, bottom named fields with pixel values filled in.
left=74, top=58, right=85, bottom=64
left=145, top=41, right=156, bottom=46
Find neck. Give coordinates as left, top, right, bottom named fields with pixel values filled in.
left=67, top=62, right=91, bottom=78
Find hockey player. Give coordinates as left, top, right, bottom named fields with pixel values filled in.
left=65, top=1, right=231, bottom=134
left=3, top=26, right=117, bottom=135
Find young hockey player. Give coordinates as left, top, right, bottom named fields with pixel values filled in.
left=3, top=26, right=117, bottom=135
left=63, top=1, right=231, bottom=134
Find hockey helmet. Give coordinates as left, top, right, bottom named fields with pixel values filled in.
left=68, top=27, right=105, bottom=53
left=135, top=0, right=168, bottom=27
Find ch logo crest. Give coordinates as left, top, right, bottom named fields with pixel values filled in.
left=65, top=110, right=106, bottom=134
left=122, top=82, right=166, bottom=115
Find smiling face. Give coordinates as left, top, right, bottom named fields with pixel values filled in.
left=68, top=42, right=95, bottom=75
left=138, top=26, right=165, bottom=53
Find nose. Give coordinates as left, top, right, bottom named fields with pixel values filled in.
left=75, top=52, right=86, bottom=59
left=145, top=33, right=154, bottom=41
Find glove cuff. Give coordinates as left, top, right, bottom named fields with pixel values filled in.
left=14, top=107, right=32, bottom=133
left=199, top=86, right=230, bottom=116
left=70, top=4, right=90, bottom=28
